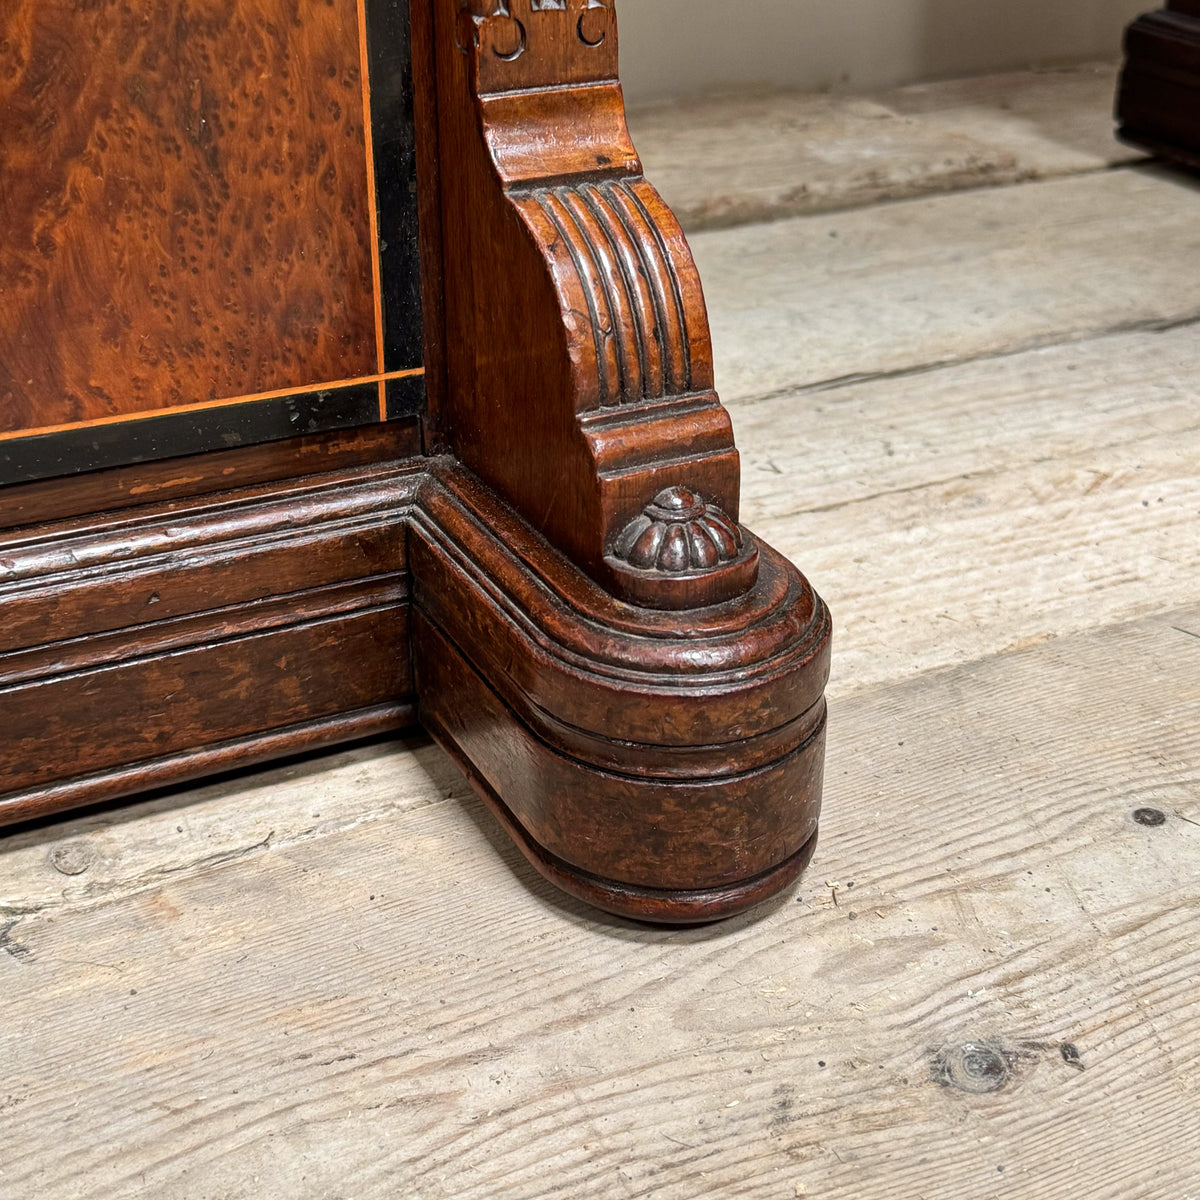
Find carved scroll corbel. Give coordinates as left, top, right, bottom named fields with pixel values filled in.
left=431, top=0, right=751, bottom=608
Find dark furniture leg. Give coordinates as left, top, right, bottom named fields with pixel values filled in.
left=1118, top=2, right=1200, bottom=165
left=409, top=0, right=831, bottom=922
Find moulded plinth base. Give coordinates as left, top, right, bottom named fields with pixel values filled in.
left=440, top=738, right=822, bottom=925
left=411, top=460, right=831, bottom=924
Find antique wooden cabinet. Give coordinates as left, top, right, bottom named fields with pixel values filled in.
left=0, top=0, right=831, bottom=922
left=1118, top=1, right=1200, bottom=163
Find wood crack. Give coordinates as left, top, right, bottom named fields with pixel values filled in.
left=734, top=311, right=1200, bottom=410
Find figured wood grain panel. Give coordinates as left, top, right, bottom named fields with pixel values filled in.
left=0, top=0, right=378, bottom=435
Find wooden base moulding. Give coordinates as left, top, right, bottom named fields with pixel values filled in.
left=0, top=0, right=832, bottom=923
left=0, top=450, right=830, bottom=923
left=411, top=461, right=830, bottom=923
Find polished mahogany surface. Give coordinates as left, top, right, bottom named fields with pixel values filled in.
left=0, top=0, right=423, bottom=482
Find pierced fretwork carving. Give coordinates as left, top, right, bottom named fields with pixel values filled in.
left=457, top=0, right=614, bottom=90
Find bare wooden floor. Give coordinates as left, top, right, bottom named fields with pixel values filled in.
left=4, top=66, right=1199, bottom=1200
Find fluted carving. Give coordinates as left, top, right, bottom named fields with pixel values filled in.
left=435, top=0, right=745, bottom=606
left=526, top=180, right=691, bottom=407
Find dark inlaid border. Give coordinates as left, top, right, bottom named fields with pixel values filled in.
left=365, top=0, right=425, bottom=373
left=385, top=372, right=427, bottom=422
left=0, top=385, right=384, bottom=487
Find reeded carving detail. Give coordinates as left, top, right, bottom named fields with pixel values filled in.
left=614, top=487, right=743, bottom=574
left=528, top=179, right=691, bottom=408
left=457, top=0, right=611, bottom=61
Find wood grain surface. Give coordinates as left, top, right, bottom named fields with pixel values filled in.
left=0, top=605, right=1196, bottom=1199
left=0, top=458, right=422, bottom=822
left=7, top=310, right=1196, bottom=905
left=0, top=0, right=377, bottom=435
left=0, top=419, right=421, bottom=529
left=2, top=0, right=832, bottom=920
left=0, top=602, right=410, bottom=799
left=630, top=62, right=1143, bottom=232
left=694, top=167, right=1200, bottom=405
left=1, top=56, right=1197, bottom=1200
left=737, top=323, right=1200, bottom=694
left=429, top=0, right=746, bottom=599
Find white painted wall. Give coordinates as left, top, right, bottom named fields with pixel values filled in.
left=617, top=0, right=1149, bottom=102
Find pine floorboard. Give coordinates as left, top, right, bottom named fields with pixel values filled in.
left=630, top=63, right=1142, bottom=232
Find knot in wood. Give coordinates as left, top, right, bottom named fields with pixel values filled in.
left=933, top=1042, right=1012, bottom=1094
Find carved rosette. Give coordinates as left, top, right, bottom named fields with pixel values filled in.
left=614, top=487, right=740, bottom=571
left=607, top=487, right=759, bottom=611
